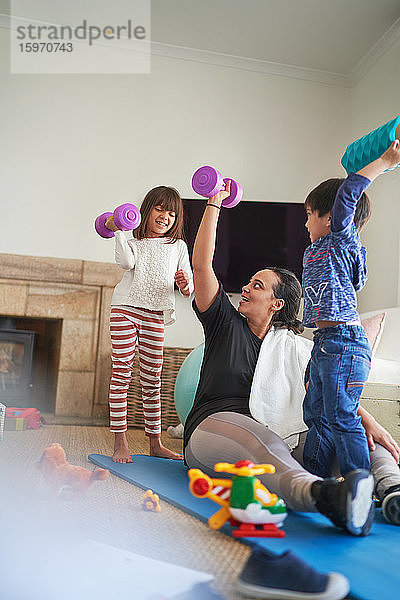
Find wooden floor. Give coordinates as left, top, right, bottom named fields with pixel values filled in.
left=0, top=425, right=253, bottom=599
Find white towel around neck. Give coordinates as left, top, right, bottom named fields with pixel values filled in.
left=249, top=326, right=313, bottom=447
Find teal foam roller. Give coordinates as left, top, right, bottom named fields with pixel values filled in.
left=341, top=115, right=400, bottom=174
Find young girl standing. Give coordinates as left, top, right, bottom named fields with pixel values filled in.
left=105, top=186, right=193, bottom=463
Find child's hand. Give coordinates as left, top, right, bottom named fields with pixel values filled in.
left=380, top=139, right=400, bottom=170
left=105, top=215, right=119, bottom=232
left=174, top=270, right=189, bottom=291
left=208, top=179, right=231, bottom=206
left=358, top=138, right=400, bottom=181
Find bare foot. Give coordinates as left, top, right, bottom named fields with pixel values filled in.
left=113, top=432, right=133, bottom=463
left=149, top=437, right=183, bottom=460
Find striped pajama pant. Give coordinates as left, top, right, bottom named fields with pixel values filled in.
left=108, top=305, right=164, bottom=436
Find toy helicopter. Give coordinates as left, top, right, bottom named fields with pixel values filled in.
left=188, top=459, right=287, bottom=538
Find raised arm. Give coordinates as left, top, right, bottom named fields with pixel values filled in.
left=115, top=232, right=136, bottom=270
left=105, top=215, right=136, bottom=270
left=332, top=139, right=400, bottom=234
left=331, top=172, right=371, bottom=233
left=192, top=182, right=231, bottom=313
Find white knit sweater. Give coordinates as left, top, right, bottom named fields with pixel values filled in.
left=111, top=232, right=194, bottom=325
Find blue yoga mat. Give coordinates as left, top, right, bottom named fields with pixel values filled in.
left=88, top=454, right=400, bottom=600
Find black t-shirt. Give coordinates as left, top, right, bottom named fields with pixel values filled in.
left=183, top=284, right=263, bottom=450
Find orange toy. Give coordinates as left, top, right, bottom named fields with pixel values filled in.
left=38, top=443, right=109, bottom=496
left=142, top=489, right=161, bottom=512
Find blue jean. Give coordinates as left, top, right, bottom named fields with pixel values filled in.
left=303, top=325, right=371, bottom=478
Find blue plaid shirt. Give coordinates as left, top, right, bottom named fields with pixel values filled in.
left=302, top=172, right=371, bottom=328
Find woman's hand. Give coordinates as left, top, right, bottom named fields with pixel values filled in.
left=359, top=406, right=400, bottom=463
left=208, top=179, right=231, bottom=207
left=174, top=270, right=190, bottom=295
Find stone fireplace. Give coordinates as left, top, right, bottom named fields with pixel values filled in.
left=0, top=253, right=121, bottom=420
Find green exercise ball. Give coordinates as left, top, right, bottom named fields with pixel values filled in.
left=174, top=343, right=204, bottom=425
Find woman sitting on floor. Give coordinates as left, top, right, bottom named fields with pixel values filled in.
left=183, top=183, right=400, bottom=535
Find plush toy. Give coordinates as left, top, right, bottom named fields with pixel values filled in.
left=142, top=489, right=161, bottom=512
left=38, top=443, right=109, bottom=497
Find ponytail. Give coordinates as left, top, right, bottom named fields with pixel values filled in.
left=268, top=267, right=304, bottom=335
left=272, top=316, right=304, bottom=335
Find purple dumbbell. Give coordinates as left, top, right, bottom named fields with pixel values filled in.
left=94, top=203, right=141, bottom=238
left=191, top=166, right=243, bottom=208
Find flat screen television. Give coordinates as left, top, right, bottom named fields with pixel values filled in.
left=182, top=199, right=309, bottom=293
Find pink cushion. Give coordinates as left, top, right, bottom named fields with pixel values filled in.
left=361, top=312, right=386, bottom=354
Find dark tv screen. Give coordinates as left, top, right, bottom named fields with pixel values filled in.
left=182, top=199, right=309, bottom=293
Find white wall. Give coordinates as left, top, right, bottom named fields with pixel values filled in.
left=164, top=290, right=244, bottom=348
left=0, top=28, right=348, bottom=264
left=1, top=28, right=352, bottom=346
left=349, top=37, right=400, bottom=312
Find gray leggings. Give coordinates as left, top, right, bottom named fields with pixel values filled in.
left=185, top=412, right=400, bottom=512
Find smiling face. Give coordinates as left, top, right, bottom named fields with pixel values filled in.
left=146, top=205, right=176, bottom=238
left=305, top=207, right=331, bottom=243
left=238, top=269, right=284, bottom=323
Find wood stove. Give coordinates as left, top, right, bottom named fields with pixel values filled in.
left=0, top=327, right=36, bottom=407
